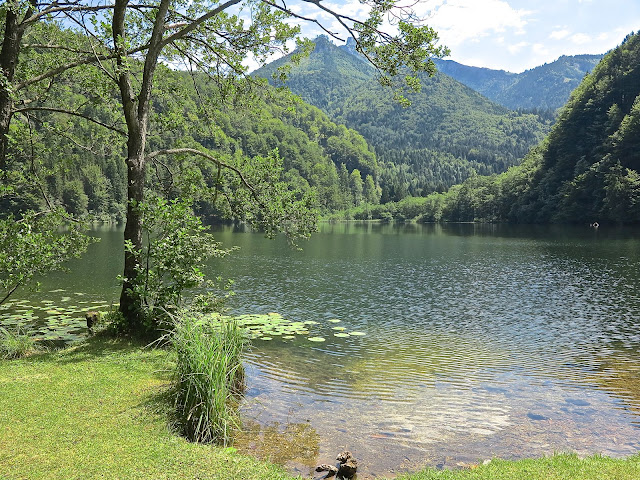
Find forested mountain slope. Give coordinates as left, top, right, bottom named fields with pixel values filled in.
left=434, top=55, right=603, bottom=111
left=3, top=46, right=381, bottom=219
left=350, top=32, right=639, bottom=224
left=506, top=32, right=640, bottom=223
left=255, top=36, right=551, bottom=201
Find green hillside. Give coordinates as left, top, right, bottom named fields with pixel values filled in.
left=434, top=55, right=603, bottom=111
left=255, top=36, right=551, bottom=200
left=2, top=51, right=381, bottom=219
left=345, top=32, right=639, bottom=224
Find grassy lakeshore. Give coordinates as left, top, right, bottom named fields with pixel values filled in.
left=1, top=338, right=639, bottom=480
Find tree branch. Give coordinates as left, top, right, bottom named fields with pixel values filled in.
left=146, top=148, right=265, bottom=207
left=14, top=44, right=149, bottom=91
left=14, top=106, right=127, bottom=136
left=159, top=0, right=243, bottom=49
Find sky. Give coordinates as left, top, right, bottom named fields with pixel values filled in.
left=276, top=0, right=640, bottom=73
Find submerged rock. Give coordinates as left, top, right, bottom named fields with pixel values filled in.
left=336, top=451, right=352, bottom=463
left=338, top=457, right=358, bottom=478
left=315, top=464, right=338, bottom=476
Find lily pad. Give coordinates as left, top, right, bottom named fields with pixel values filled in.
left=328, top=319, right=341, bottom=323
left=349, top=331, right=366, bottom=336
left=308, top=336, right=325, bottom=342
left=334, top=333, right=350, bottom=338
left=332, top=326, right=347, bottom=331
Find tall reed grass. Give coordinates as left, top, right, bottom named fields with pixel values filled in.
left=172, top=313, right=246, bottom=444
left=0, top=326, right=38, bottom=359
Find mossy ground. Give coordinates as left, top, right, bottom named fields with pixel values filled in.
left=1, top=337, right=638, bottom=480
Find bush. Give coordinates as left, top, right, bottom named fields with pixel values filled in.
left=0, top=326, right=38, bottom=359
left=172, top=313, right=246, bottom=444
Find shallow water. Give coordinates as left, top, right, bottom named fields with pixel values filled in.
left=3, top=222, right=640, bottom=477
left=211, top=223, right=640, bottom=478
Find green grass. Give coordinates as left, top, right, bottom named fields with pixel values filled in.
left=0, top=326, right=39, bottom=359
left=172, top=313, right=246, bottom=444
left=399, top=454, right=640, bottom=479
left=1, top=336, right=639, bottom=480
left=0, top=336, right=296, bottom=480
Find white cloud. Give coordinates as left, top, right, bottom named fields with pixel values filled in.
left=532, top=43, right=549, bottom=56
left=507, top=41, right=529, bottom=54
left=550, top=29, right=570, bottom=40
left=571, top=33, right=592, bottom=45
left=425, top=0, right=532, bottom=47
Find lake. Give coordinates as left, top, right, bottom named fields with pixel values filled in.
left=2, top=222, right=640, bottom=478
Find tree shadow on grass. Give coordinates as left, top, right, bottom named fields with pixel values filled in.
left=21, top=332, right=171, bottom=368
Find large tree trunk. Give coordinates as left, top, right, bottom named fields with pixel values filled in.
left=114, top=0, right=169, bottom=330
left=0, top=6, right=24, bottom=176
left=118, top=137, right=146, bottom=325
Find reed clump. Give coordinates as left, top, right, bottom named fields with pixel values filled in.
left=172, top=313, right=247, bottom=444
left=0, top=326, right=39, bottom=359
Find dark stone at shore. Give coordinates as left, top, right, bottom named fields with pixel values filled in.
left=338, top=458, right=358, bottom=478
left=315, top=464, right=338, bottom=476
left=336, top=451, right=352, bottom=463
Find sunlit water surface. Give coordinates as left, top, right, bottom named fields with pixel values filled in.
left=4, top=223, right=640, bottom=478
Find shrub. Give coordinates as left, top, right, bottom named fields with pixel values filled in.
left=0, top=326, right=38, bottom=359
left=172, top=313, right=246, bottom=444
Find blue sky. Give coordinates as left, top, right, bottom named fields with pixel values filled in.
left=283, top=0, right=640, bottom=73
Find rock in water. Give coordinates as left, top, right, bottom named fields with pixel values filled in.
left=338, top=457, right=358, bottom=478
left=315, top=464, right=338, bottom=476
left=336, top=451, right=352, bottom=463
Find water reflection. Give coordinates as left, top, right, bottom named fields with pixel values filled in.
left=212, top=223, right=640, bottom=478
left=4, top=223, right=640, bottom=478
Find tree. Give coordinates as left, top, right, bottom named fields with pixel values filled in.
left=364, top=173, right=381, bottom=204
left=350, top=168, right=363, bottom=206
left=102, top=0, right=448, bottom=330
left=3, top=0, right=449, bottom=332
left=0, top=208, right=95, bottom=305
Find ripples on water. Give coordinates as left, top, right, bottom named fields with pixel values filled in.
left=213, top=224, right=640, bottom=477
left=6, top=224, right=638, bottom=478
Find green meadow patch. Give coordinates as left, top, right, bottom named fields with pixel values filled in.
left=0, top=337, right=298, bottom=480
left=0, top=337, right=638, bottom=480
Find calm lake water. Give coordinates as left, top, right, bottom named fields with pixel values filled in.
left=3, top=222, right=640, bottom=477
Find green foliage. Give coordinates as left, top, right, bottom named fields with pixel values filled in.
left=339, top=32, right=640, bottom=225
left=172, top=313, right=246, bottom=444
left=435, top=54, right=604, bottom=110
left=255, top=36, right=550, bottom=200
left=0, top=208, right=96, bottom=305
left=121, top=195, right=234, bottom=334
left=0, top=325, right=38, bottom=359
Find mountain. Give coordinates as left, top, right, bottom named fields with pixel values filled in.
left=434, top=55, right=604, bottom=111
left=377, top=31, right=639, bottom=224
left=3, top=56, right=383, bottom=218
left=333, top=39, right=602, bottom=111
left=255, top=36, right=551, bottom=200
left=504, top=32, right=640, bottom=223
